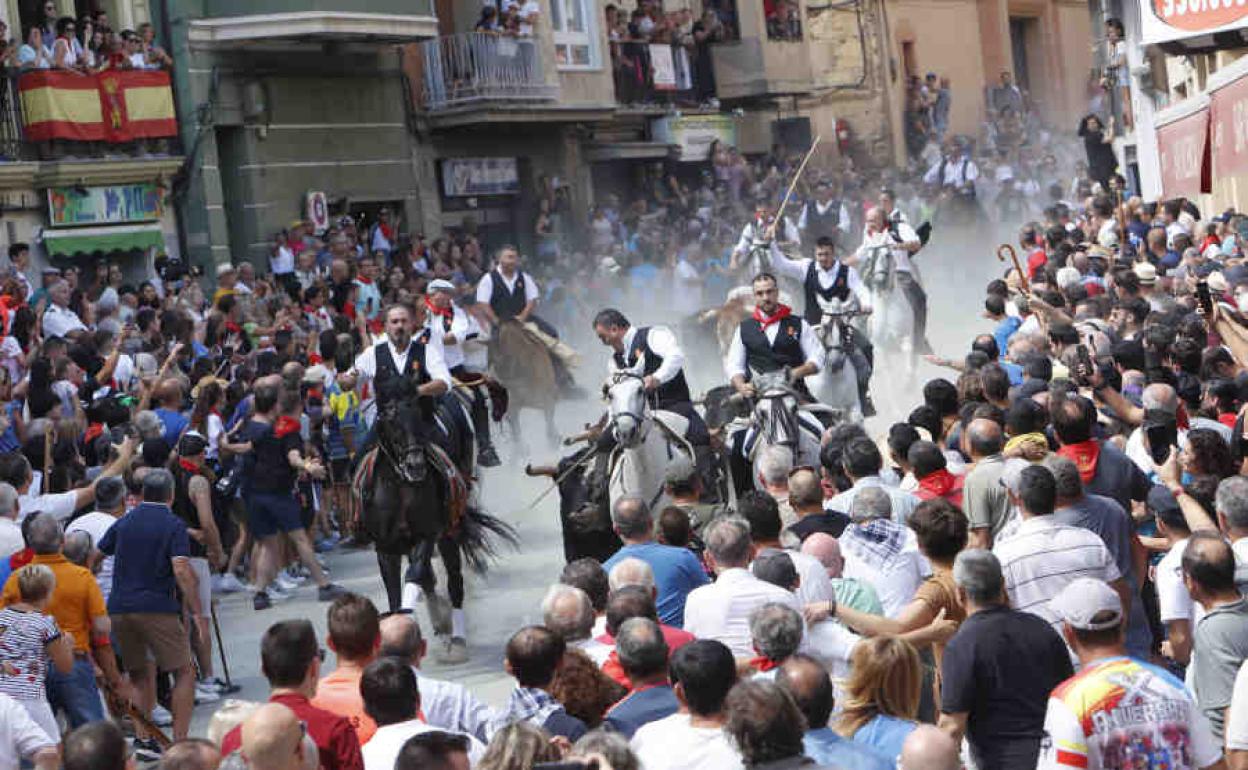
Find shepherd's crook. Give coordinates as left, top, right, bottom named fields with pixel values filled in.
left=767, top=136, right=822, bottom=240
left=996, top=244, right=1030, bottom=294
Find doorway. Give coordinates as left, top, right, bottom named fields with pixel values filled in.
left=1008, top=17, right=1038, bottom=92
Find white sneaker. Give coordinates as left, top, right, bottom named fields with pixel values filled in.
left=216, top=573, right=246, bottom=594
left=267, top=584, right=294, bottom=602
left=151, top=704, right=173, bottom=727
left=194, top=683, right=221, bottom=704
left=275, top=575, right=300, bottom=593
left=401, top=582, right=423, bottom=612
left=283, top=568, right=308, bottom=585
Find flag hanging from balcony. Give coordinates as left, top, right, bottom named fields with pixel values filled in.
left=19, top=70, right=178, bottom=144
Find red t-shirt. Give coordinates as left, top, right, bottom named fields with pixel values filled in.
left=1026, top=248, right=1047, bottom=281
left=222, top=693, right=362, bottom=770
left=596, top=624, right=696, bottom=688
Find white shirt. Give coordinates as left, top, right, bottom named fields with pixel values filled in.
left=994, top=517, right=1121, bottom=641
left=732, top=219, right=801, bottom=257
left=352, top=337, right=452, bottom=390
left=610, top=325, right=685, bottom=386
left=841, top=526, right=929, bottom=618
left=0, top=692, right=53, bottom=770
left=361, top=720, right=485, bottom=770
left=514, top=0, right=540, bottom=35
left=425, top=304, right=482, bottom=370
left=41, top=304, right=86, bottom=339
left=270, top=245, right=295, bottom=275
left=769, top=253, right=872, bottom=312
left=572, top=637, right=613, bottom=667
left=856, top=222, right=919, bottom=274
left=411, top=667, right=493, bottom=742
left=1157, top=538, right=1205, bottom=628
left=827, top=477, right=920, bottom=526
left=474, top=270, right=539, bottom=307
left=787, top=549, right=835, bottom=607
left=630, top=713, right=743, bottom=770
left=1227, top=658, right=1248, bottom=751
left=18, top=488, right=79, bottom=523
left=923, top=155, right=979, bottom=188
left=0, top=518, right=21, bottom=562
left=65, top=512, right=117, bottom=605
left=806, top=619, right=861, bottom=681
left=797, top=200, right=852, bottom=235
left=683, top=567, right=803, bottom=657
left=723, top=314, right=823, bottom=382
left=1124, top=426, right=1190, bottom=474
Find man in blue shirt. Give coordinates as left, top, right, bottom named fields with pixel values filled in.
left=98, top=469, right=199, bottom=748
left=602, top=497, right=708, bottom=627
left=153, top=379, right=189, bottom=443
left=984, top=293, right=1021, bottom=361
left=778, top=654, right=892, bottom=770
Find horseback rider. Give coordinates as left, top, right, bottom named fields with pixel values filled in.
left=767, top=235, right=877, bottom=416
left=592, top=308, right=710, bottom=449
left=474, top=244, right=578, bottom=394
left=725, top=272, right=824, bottom=400
left=729, top=203, right=800, bottom=277
left=797, top=181, right=852, bottom=250
left=424, top=279, right=500, bottom=468
left=923, top=137, right=981, bottom=228
left=856, top=199, right=933, bottom=355
left=351, top=303, right=452, bottom=470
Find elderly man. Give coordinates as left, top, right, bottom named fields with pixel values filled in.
left=839, top=486, right=929, bottom=617
left=778, top=654, right=890, bottom=769
left=1, top=513, right=125, bottom=733
left=962, top=419, right=1011, bottom=549
left=595, top=584, right=696, bottom=688
left=939, top=550, right=1072, bottom=770
left=900, top=725, right=959, bottom=770
left=542, top=583, right=612, bottom=665
left=684, top=516, right=802, bottom=657
left=603, top=618, right=678, bottom=738
left=378, top=613, right=492, bottom=742
left=1183, top=533, right=1248, bottom=742
left=161, top=740, right=221, bottom=770
left=62, top=722, right=128, bottom=770
left=41, top=279, right=87, bottom=340
left=828, top=437, right=919, bottom=525
left=241, top=704, right=311, bottom=770
left=490, top=626, right=587, bottom=741
left=602, top=496, right=708, bottom=627
left=748, top=603, right=805, bottom=678
left=64, top=476, right=126, bottom=606
left=786, top=467, right=848, bottom=544
left=739, top=490, right=834, bottom=607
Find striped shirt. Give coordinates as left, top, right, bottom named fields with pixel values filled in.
left=994, top=517, right=1120, bottom=639
left=0, top=607, right=60, bottom=701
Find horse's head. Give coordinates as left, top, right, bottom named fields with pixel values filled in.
left=815, top=298, right=855, bottom=373
left=605, top=371, right=648, bottom=448
left=377, top=404, right=427, bottom=482
left=751, top=370, right=800, bottom=449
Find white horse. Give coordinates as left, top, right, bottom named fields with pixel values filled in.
left=858, top=244, right=917, bottom=383
left=730, top=370, right=824, bottom=491
left=808, top=296, right=868, bottom=424
left=605, top=371, right=693, bottom=511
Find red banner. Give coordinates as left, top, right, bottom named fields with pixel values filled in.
left=1211, top=71, right=1248, bottom=179
left=1156, top=106, right=1210, bottom=199
left=18, top=69, right=177, bottom=143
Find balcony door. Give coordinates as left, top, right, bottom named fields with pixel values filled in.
left=550, top=0, right=598, bottom=69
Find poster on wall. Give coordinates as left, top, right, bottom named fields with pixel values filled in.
left=1140, top=0, right=1248, bottom=45
left=306, top=191, right=329, bottom=234
left=650, top=45, right=677, bottom=90
left=651, top=114, right=740, bottom=162
left=441, top=158, right=520, bottom=197
left=47, top=183, right=163, bottom=227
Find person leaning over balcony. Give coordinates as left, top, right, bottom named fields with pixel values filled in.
left=51, top=17, right=82, bottom=72
left=137, top=23, right=171, bottom=70
left=508, top=0, right=540, bottom=37
left=18, top=27, right=50, bottom=71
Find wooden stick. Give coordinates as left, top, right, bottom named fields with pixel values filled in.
left=98, top=676, right=172, bottom=749
left=996, top=243, right=1030, bottom=294
left=767, top=136, right=822, bottom=240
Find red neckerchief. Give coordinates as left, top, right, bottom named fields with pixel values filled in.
left=225, top=321, right=242, bottom=335
left=1219, top=412, right=1238, bottom=429
left=1177, top=403, right=1190, bottom=431
left=378, top=222, right=394, bottom=241
left=917, top=468, right=958, bottom=500
left=84, top=422, right=104, bottom=444
left=8, top=548, right=31, bottom=571
left=274, top=415, right=301, bottom=438
left=356, top=275, right=373, bottom=285
left=178, top=458, right=201, bottom=475
left=753, top=304, right=792, bottom=329
left=425, top=297, right=452, bottom=319
left=749, top=656, right=782, bottom=673
left=1057, top=439, right=1102, bottom=484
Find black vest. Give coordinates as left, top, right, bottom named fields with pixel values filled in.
left=805, top=201, right=842, bottom=242
left=373, top=337, right=430, bottom=410
left=488, top=270, right=528, bottom=321
left=740, top=315, right=806, bottom=376
left=613, top=327, right=692, bottom=406
left=802, top=262, right=850, bottom=324
left=172, top=463, right=207, bottom=558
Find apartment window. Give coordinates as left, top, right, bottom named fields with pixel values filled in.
left=551, top=0, right=598, bottom=68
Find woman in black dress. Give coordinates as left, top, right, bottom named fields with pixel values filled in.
left=1077, top=114, right=1118, bottom=190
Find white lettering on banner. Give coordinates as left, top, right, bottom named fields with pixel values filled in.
left=1235, top=98, right=1248, bottom=156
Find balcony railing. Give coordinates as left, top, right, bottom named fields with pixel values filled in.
left=0, top=69, right=182, bottom=160
left=417, top=32, right=557, bottom=111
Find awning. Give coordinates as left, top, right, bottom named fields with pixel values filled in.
left=1155, top=97, right=1211, bottom=199
left=1141, top=0, right=1248, bottom=48
left=41, top=224, right=166, bottom=257
left=1209, top=54, right=1248, bottom=178
left=585, top=141, right=677, bottom=162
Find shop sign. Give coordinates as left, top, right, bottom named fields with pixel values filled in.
left=1156, top=104, right=1211, bottom=198
left=441, top=158, right=520, bottom=197
left=1141, top=0, right=1248, bottom=45
left=1210, top=65, right=1248, bottom=177
left=651, top=114, right=739, bottom=162
left=47, top=183, right=163, bottom=228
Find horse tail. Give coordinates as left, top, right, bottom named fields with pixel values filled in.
left=454, top=505, right=520, bottom=574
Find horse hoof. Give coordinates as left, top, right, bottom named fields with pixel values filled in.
left=428, top=594, right=452, bottom=636
left=438, top=636, right=469, bottom=665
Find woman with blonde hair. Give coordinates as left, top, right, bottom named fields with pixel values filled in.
left=0, top=563, right=74, bottom=740
left=478, top=722, right=562, bottom=770
left=835, top=636, right=922, bottom=763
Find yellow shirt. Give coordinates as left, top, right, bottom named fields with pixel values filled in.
left=2, top=553, right=105, bottom=653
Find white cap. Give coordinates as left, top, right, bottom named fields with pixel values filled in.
left=1049, top=577, right=1123, bottom=631
left=216, top=262, right=237, bottom=278
left=426, top=279, right=455, bottom=294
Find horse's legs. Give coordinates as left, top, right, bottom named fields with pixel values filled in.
left=405, top=539, right=451, bottom=636
left=436, top=536, right=465, bottom=609
left=377, top=551, right=404, bottom=613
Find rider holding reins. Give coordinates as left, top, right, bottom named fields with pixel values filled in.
left=425, top=280, right=500, bottom=468
left=724, top=273, right=824, bottom=400
left=767, top=235, right=877, bottom=416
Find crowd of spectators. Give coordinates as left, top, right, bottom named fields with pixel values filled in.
left=10, top=5, right=171, bottom=73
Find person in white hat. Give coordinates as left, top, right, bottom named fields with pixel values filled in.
left=1037, top=577, right=1224, bottom=770
left=425, top=279, right=498, bottom=467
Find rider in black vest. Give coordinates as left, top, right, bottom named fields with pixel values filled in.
left=800, top=181, right=846, bottom=249
left=769, top=237, right=877, bottom=415
left=593, top=309, right=709, bottom=446
left=727, top=273, right=822, bottom=400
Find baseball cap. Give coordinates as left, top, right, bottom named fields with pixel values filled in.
left=663, top=455, right=698, bottom=487
left=1133, top=262, right=1157, bottom=285
left=1146, top=485, right=1183, bottom=527
left=1049, top=577, right=1123, bottom=630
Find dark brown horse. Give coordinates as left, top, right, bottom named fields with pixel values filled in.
left=491, top=320, right=560, bottom=448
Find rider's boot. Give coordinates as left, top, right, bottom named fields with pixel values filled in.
left=860, top=387, right=878, bottom=418
left=438, top=609, right=469, bottom=665
left=472, top=394, right=501, bottom=467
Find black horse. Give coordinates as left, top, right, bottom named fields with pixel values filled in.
left=356, top=399, right=515, bottom=660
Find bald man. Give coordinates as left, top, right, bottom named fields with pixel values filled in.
left=377, top=614, right=492, bottom=742
left=777, top=654, right=891, bottom=769
left=786, top=467, right=849, bottom=544
left=962, top=418, right=1010, bottom=549
left=900, top=725, right=959, bottom=770
left=242, top=704, right=306, bottom=770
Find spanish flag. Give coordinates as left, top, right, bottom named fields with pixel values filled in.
left=19, top=70, right=177, bottom=143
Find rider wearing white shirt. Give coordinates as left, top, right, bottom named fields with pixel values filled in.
left=731, top=205, right=800, bottom=277
left=853, top=201, right=932, bottom=355
left=769, top=236, right=876, bottom=414
left=724, top=273, right=823, bottom=399
left=425, top=280, right=498, bottom=468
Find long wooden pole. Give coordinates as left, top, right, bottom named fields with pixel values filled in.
left=767, top=135, right=822, bottom=240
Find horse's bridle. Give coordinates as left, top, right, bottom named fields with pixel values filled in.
left=608, top=371, right=650, bottom=427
